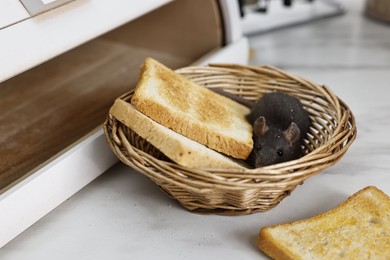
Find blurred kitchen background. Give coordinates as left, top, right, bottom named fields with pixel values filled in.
left=242, top=0, right=390, bottom=69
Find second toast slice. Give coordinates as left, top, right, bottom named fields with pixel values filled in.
left=131, top=58, right=253, bottom=160
left=110, top=98, right=245, bottom=169
left=258, top=186, right=390, bottom=259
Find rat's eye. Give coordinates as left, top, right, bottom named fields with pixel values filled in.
left=277, top=149, right=283, bottom=157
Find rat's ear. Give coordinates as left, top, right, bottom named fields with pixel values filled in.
left=254, top=116, right=269, bottom=137
left=284, top=122, right=300, bottom=145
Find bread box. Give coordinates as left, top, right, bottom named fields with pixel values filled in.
left=0, top=0, right=248, bottom=247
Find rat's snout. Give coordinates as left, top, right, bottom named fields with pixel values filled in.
left=255, top=152, right=277, bottom=168
left=255, top=156, right=268, bottom=168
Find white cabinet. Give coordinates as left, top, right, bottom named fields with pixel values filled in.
left=0, top=0, right=248, bottom=247
left=20, top=0, right=75, bottom=15
left=0, top=0, right=30, bottom=29
left=0, top=0, right=172, bottom=83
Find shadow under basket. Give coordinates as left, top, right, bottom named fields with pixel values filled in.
left=103, top=64, right=357, bottom=216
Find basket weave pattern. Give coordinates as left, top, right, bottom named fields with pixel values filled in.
left=104, top=64, right=356, bottom=215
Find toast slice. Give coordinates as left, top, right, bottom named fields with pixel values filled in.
left=131, top=58, right=253, bottom=159
left=258, top=186, right=390, bottom=259
left=110, top=98, right=245, bottom=169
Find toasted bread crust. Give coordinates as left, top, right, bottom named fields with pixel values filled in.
left=258, top=186, right=390, bottom=259
left=131, top=58, right=253, bottom=159
left=258, top=229, right=299, bottom=260
left=110, top=99, right=245, bottom=169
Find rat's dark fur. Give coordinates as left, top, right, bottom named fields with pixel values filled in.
left=212, top=89, right=310, bottom=168
left=246, top=92, right=310, bottom=167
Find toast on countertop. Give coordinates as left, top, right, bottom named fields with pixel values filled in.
left=258, top=186, right=390, bottom=259
left=131, top=58, right=253, bottom=160
left=110, top=98, right=246, bottom=169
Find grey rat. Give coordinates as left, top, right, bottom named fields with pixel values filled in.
left=212, top=89, right=310, bottom=167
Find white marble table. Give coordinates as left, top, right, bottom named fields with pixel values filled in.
left=2, top=0, right=390, bottom=259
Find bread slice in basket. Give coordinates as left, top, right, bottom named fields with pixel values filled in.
left=110, top=99, right=245, bottom=169
left=258, top=186, right=390, bottom=259
left=131, top=58, right=253, bottom=160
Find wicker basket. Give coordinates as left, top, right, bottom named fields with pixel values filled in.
left=103, top=64, right=356, bottom=215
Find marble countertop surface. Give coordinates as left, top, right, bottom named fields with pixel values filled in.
left=2, top=0, right=390, bottom=259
